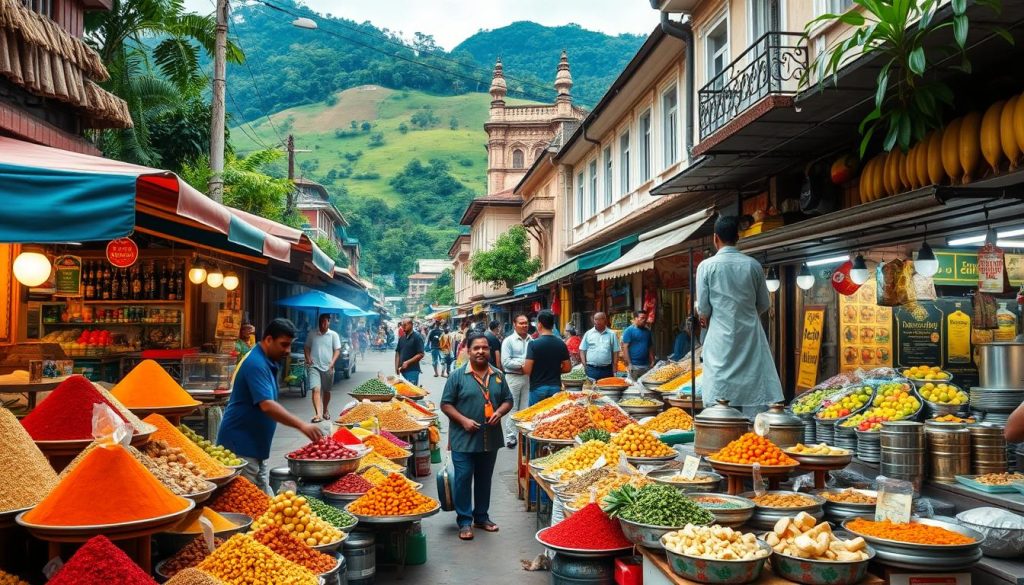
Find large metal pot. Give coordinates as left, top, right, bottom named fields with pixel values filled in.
left=976, top=342, right=1024, bottom=389
left=694, top=400, right=751, bottom=456
left=756, top=403, right=804, bottom=449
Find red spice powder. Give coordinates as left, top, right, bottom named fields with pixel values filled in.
left=20, top=375, right=130, bottom=440
left=379, top=430, right=411, bottom=448
left=48, top=535, right=157, bottom=585
left=323, top=473, right=374, bottom=494
left=331, top=426, right=363, bottom=445
left=540, top=503, right=632, bottom=550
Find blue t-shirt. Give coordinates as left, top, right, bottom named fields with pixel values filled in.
left=217, top=344, right=280, bottom=460
left=622, top=325, right=654, bottom=366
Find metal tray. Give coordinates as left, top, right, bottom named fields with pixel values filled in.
left=536, top=527, right=634, bottom=558
left=688, top=493, right=756, bottom=528
left=646, top=470, right=722, bottom=492
left=626, top=453, right=678, bottom=465
left=841, top=516, right=985, bottom=553
left=344, top=502, right=440, bottom=524
left=707, top=459, right=800, bottom=477
left=17, top=501, right=195, bottom=538
left=954, top=474, right=1023, bottom=494
left=527, top=431, right=576, bottom=445
left=286, top=449, right=370, bottom=479
left=783, top=449, right=853, bottom=467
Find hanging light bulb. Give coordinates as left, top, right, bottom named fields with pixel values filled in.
left=13, top=251, right=51, bottom=286
left=206, top=266, right=224, bottom=288
left=796, top=263, right=815, bottom=290
left=849, top=254, right=870, bottom=285
left=223, top=270, right=239, bottom=291
left=765, top=266, right=781, bottom=292
left=188, top=259, right=208, bottom=284
left=915, top=241, right=939, bottom=278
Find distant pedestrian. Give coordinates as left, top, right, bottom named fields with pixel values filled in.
left=485, top=320, right=502, bottom=369
left=358, top=327, right=369, bottom=360
left=305, top=314, right=340, bottom=423
left=427, top=322, right=444, bottom=377
left=565, top=326, right=582, bottom=366
left=500, top=314, right=531, bottom=448
left=441, top=331, right=513, bottom=541
left=621, top=310, right=655, bottom=380
left=523, top=310, right=571, bottom=405
left=439, top=326, right=454, bottom=377
left=580, top=312, right=620, bottom=381
left=233, top=323, right=256, bottom=364
left=395, top=317, right=425, bottom=385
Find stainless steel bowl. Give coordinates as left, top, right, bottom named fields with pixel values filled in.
left=646, top=470, right=723, bottom=493
left=618, top=517, right=698, bottom=549
left=770, top=543, right=876, bottom=585
left=321, top=489, right=364, bottom=504
left=740, top=491, right=825, bottom=531
left=286, top=450, right=368, bottom=479
left=841, top=516, right=985, bottom=570
left=812, top=489, right=877, bottom=523
left=689, top=493, right=756, bottom=528
left=662, top=538, right=772, bottom=584
left=536, top=527, right=633, bottom=558
left=618, top=399, right=665, bottom=416
left=955, top=514, right=1024, bottom=559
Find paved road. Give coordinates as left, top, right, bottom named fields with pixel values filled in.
left=271, top=348, right=549, bottom=584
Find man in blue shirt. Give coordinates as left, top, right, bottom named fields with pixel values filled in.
left=621, top=310, right=655, bottom=379
left=218, top=318, right=324, bottom=494
left=579, top=312, right=619, bottom=381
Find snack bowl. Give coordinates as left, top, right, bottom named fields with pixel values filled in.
left=618, top=517, right=703, bottom=549
left=662, top=537, right=772, bottom=584
left=286, top=448, right=370, bottom=479
left=689, top=493, right=755, bottom=528
left=955, top=513, right=1024, bottom=559
left=770, top=541, right=876, bottom=585
left=646, top=470, right=723, bottom=493
left=740, top=491, right=825, bottom=531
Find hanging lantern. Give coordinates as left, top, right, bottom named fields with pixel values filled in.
left=765, top=266, right=781, bottom=292
left=849, top=254, right=870, bottom=285
left=13, top=251, right=51, bottom=287
left=223, top=270, right=240, bottom=291
left=796, top=263, right=815, bottom=290
left=206, top=266, right=224, bottom=288
left=188, top=259, right=208, bottom=284
left=915, top=242, right=939, bottom=278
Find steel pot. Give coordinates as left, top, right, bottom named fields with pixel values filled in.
left=756, top=403, right=804, bottom=449
left=975, top=342, right=1024, bottom=389
left=694, top=399, right=750, bottom=456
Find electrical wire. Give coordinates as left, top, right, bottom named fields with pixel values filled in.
left=227, top=15, right=290, bottom=147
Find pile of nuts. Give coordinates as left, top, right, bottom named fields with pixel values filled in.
left=751, top=493, right=816, bottom=508
left=976, top=472, right=1024, bottom=486
left=662, top=524, right=768, bottom=560
left=786, top=443, right=849, bottom=456
left=140, top=440, right=211, bottom=494
left=160, top=535, right=225, bottom=577
left=819, top=489, right=876, bottom=504
left=765, top=513, right=869, bottom=561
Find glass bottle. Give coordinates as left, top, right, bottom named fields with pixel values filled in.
left=84, top=261, right=95, bottom=300
left=159, top=261, right=169, bottom=300
left=101, top=265, right=111, bottom=300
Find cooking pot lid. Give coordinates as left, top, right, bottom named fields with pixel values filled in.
left=695, top=399, right=747, bottom=422
left=758, top=403, right=804, bottom=428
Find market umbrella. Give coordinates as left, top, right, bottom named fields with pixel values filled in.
left=275, top=290, right=362, bottom=314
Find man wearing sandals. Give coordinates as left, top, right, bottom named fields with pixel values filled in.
left=305, top=313, right=341, bottom=423
left=441, top=330, right=514, bottom=540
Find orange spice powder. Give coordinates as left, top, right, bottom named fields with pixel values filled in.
left=112, top=360, right=200, bottom=409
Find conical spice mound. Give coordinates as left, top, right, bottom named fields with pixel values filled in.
left=0, top=407, right=58, bottom=512
left=111, top=359, right=199, bottom=409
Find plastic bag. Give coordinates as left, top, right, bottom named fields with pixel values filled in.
left=875, top=475, right=914, bottom=522
left=92, top=403, right=131, bottom=447
left=752, top=463, right=767, bottom=497
left=911, top=267, right=937, bottom=301
left=956, top=507, right=1024, bottom=558
left=828, top=468, right=875, bottom=489
left=790, top=472, right=815, bottom=493
left=876, top=260, right=909, bottom=307
left=974, top=291, right=999, bottom=329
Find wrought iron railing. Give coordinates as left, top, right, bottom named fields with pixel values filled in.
left=698, top=32, right=807, bottom=141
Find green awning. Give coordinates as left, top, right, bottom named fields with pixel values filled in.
left=535, top=234, right=638, bottom=287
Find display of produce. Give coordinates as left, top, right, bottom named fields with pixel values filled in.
left=619, top=397, right=660, bottom=407
left=391, top=379, right=427, bottom=398
left=655, top=473, right=718, bottom=484
left=358, top=451, right=405, bottom=473
left=23, top=444, right=190, bottom=527
left=786, top=443, right=849, bottom=456
left=577, top=427, right=611, bottom=443
left=561, top=366, right=587, bottom=382
left=348, top=473, right=438, bottom=516
left=197, top=534, right=318, bottom=585
left=338, top=402, right=383, bottom=424
left=903, top=365, right=951, bottom=381
left=0, top=570, right=29, bottom=585
left=845, top=518, right=975, bottom=545
left=47, top=535, right=157, bottom=585
left=389, top=398, right=434, bottom=420
left=930, top=414, right=976, bottom=423
left=358, top=466, right=391, bottom=486
left=160, top=536, right=225, bottom=577
left=532, top=448, right=574, bottom=471
left=351, top=379, right=396, bottom=396
left=645, top=363, right=686, bottom=384
left=305, top=497, right=356, bottom=529
left=207, top=476, right=271, bottom=519
left=170, top=508, right=237, bottom=532
left=819, top=489, right=876, bottom=505
left=569, top=473, right=651, bottom=509
left=0, top=408, right=58, bottom=513
left=513, top=392, right=575, bottom=421
left=610, top=423, right=675, bottom=458
left=751, top=493, right=816, bottom=508
left=709, top=433, right=797, bottom=466
left=816, top=385, right=873, bottom=420
left=250, top=491, right=343, bottom=546
left=533, top=405, right=593, bottom=439
left=595, top=377, right=630, bottom=387
left=974, top=472, right=1024, bottom=485
left=692, top=496, right=746, bottom=509
left=765, top=513, right=869, bottom=561
left=641, top=407, right=694, bottom=432
left=606, top=484, right=714, bottom=527
left=539, top=503, right=633, bottom=550
left=19, top=375, right=131, bottom=440
left=558, top=468, right=613, bottom=493
left=656, top=369, right=701, bottom=392
left=179, top=425, right=243, bottom=466
left=376, top=409, right=426, bottom=432
left=252, top=526, right=337, bottom=574
left=379, top=429, right=412, bottom=448
left=144, top=414, right=232, bottom=479
left=662, top=524, right=768, bottom=560
left=594, top=404, right=633, bottom=432
left=545, top=440, right=623, bottom=473
left=164, top=568, right=224, bottom=585
left=140, top=440, right=214, bottom=495
left=840, top=381, right=920, bottom=430
left=110, top=359, right=199, bottom=408
left=287, top=437, right=359, bottom=460
left=323, top=473, right=374, bottom=494
left=791, top=385, right=847, bottom=415
left=919, top=382, right=968, bottom=405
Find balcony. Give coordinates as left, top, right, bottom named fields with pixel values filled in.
left=522, top=195, right=555, bottom=224
left=698, top=32, right=807, bottom=142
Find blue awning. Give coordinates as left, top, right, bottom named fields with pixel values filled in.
left=513, top=281, right=538, bottom=296
left=534, top=234, right=639, bottom=287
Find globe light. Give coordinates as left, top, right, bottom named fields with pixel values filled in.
left=206, top=267, right=224, bottom=288
left=188, top=260, right=207, bottom=284
left=765, top=266, right=781, bottom=292
left=849, top=254, right=870, bottom=285
left=915, top=242, right=939, bottom=278
left=223, top=270, right=239, bottom=291
left=796, top=263, right=815, bottom=290
left=13, top=252, right=51, bottom=286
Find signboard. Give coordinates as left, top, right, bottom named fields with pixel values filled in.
left=838, top=277, right=893, bottom=372
left=106, top=237, right=139, bottom=268
left=932, top=249, right=977, bottom=286
left=216, top=309, right=242, bottom=340
left=894, top=301, right=943, bottom=367
left=977, top=243, right=1005, bottom=293
left=52, top=255, right=82, bottom=297
left=797, top=306, right=825, bottom=390
left=1005, top=253, right=1024, bottom=286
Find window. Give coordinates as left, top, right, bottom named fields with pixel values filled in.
left=589, top=160, right=598, bottom=215
left=662, top=86, right=679, bottom=166
left=707, top=15, right=729, bottom=86
left=750, top=0, right=780, bottom=42
left=603, top=146, right=613, bottom=206
left=822, top=0, right=853, bottom=14
left=619, top=131, right=631, bottom=195
left=576, top=171, right=585, bottom=223
left=21, top=0, right=50, bottom=16
left=512, top=149, right=524, bottom=169
left=639, top=111, right=652, bottom=183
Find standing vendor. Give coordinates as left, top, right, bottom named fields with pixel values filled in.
left=695, top=215, right=783, bottom=416
left=218, top=318, right=324, bottom=493
left=395, top=317, right=425, bottom=384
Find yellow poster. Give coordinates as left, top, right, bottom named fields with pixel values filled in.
left=946, top=304, right=972, bottom=364
left=838, top=278, right=894, bottom=372
left=797, top=307, right=825, bottom=390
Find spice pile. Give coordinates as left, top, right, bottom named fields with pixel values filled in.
left=512, top=392, right=573, bottom=422
left=845, top=518, right=975, bottom=545
left=533, top=405, right=595, bottom=439
left=24, top=444, right=190, bottom=527
left=359, top=451, right=406, bottom=473
left=349, top=473, right=438, bottom=517
left=197, top=534, right=317, bottom=584
left=59, top=441, right=202, bottom=496
left=20, top=375, right=130, bottom=440
left=610, top=424, right=676, bottom=458
left=145, top=413, right=231, bottom=479
left=324, top=473, right=375, bottom=494
left=305, top=496, right=356, bottom=529
left=376, top=409, right=426, bottom=432
left=252, top=526, right=337, bottom=573
left=539, top=503, right=632, bottom=550
left=331, top=426, right=364, bottom=446
left=0, top=407, right=58, bottom=512
left=359, top=466, right=391, bottom=486
left=751, top=493, right=816, bottom=508
left=208, top=476, right=271, bottom=519
left=160, top=536, right=225, bottom=577
left=645, top=363, right=686, bottom=383
left=657, top=369, right=701, bottom=392
left=178, top=425, right=243, bottom=466
left=619, top=397, right=660, bottom=407
left=47, top=535, right=157, bottom=585
left=251, top=491, right=342, bottom=546
left=338, top=402, right=383, bottom=424
left=171, top=508, right=238, bottom=533
left=767, top=513, right=869, bottom=561
left=362, top=434, right=411, bottom=458
left=692, top=496, right=745, bottom=509
left=595, top=377, right=630, bottom=387
left=607, top=484, right=713, bottom=527
left=642, top=407, right=694, bottom=432
left=111, top=359, right=199, bottom=408
left=593, top=404, right=633, bottom=432
left=0, top=570, right=29, bottom=585
left=545, top=441, right=623, bottom=473
left=165, top=568, right=225, bottom=585
left=351, top=379, right=396, bottom=397
left=287, top=437, right=359, bottom=460
left=710, top=433, right=797, bottom=466
left=390, top=399, right=433, bottom=420
left=392, top=379, right=427, bottom=398
left=663, top=525, right=767, bottom=560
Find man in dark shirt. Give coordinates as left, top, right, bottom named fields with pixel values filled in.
left=395, top=317, right=425, bottom=385
left=523, top=309, right=571, bottom=405
left=427, top=322, right=443, bottom=377
left=484, top=319, right=502, bottom=369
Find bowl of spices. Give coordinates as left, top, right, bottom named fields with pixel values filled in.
left=690, top=493, right=756, bottom=528
left=740, top=491, right=825, bottom=531
left=536, top=502, right=634, bottom=558
left=609, top=484, right=714, bottom=549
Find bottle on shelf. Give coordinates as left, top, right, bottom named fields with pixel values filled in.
left=175, top=262, right=184, bottom=300
left=111, top=268, right=121, bottom=300
left=100, top=264, right=111, bottom=300
left=131, top=265, right=141, bottom=300
left=120, top=269, right=129, bottom=301
left=147, top=261, right=156, bottom=300
left=84, top=261, right=95, bottom=300
left=159, top=262, right=169, bottom=300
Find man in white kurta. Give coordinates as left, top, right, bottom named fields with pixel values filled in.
left=695, top=215, right=783, bottom=417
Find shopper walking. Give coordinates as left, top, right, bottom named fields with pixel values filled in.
left=441, top=331, right=513, bottom=541
left=427, top=322, right=444, bottom=377
left=695, top=215, right=783, bottom=416
left=485, top=320, right=502, bottom=369
left=218, top=319, right=324, bottom=494
left=500, top=314, right=531, bottom=448
left=580, top=312, right=620, bottom=381
left=395, top=317, right=425, bottom=385
left=439, top=326, right=453, bottom=377
left=523, top=310, right=571, bottom=405
left=304, top=314, right=341, bottom=423
left=621, top=310, right=655, bottom=379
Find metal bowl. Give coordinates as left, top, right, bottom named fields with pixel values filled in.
left=707, top=460, right=800, bottom=478
left=813, top=489, right=878, bottom=523
left=527, top=432, right=576, bottom=445
left=347, top=392, right=395, bottom=402
left=183, top=481, right=218, bottom=504
left=344, top=502, right=441, bottom=524
left=536, top=527, right=633, bottom=558
left=662, top=538, right=772, bottom=584
left=740, top=491, right=825, bottom=531
left=618, top=399, right=665, bottom=416
left=840, top=516, right=985, bottom=569
left=207, top=467, right=242, bottom=487
left=286, top=449, right=369, bottom=479
left=955, top=514, right=1024, bottom=559
left=783, top=449, right=853, bottom=467
left=688, top=493, right=756, bottom=528
left=320, top=552, right=345, bottom=580
left=561, top=378, right=586, bottom=388
left=770, top=543, right=876, bottom=585
left=619, top=517, right=706, bottom=549
left=156, top=512, right=251, bottom=552
left=321, top=489, right=365, bottom=503
left=626, top=453, right=678, bottom=466
left=313, top=533, right=347, bottom=552
left=595, top=388, right=626, bottom=401
left=646, top=470, right=723, bottom=493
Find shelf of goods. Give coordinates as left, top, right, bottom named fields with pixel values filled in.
left=39, top=301, right=185, bottom=358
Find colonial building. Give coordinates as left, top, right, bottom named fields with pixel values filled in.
left=406, top=258, right=451, bottom=312
left=294, top=178, right=361, bottom=275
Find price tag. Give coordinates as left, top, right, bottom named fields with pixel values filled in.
left=199, top=516, right=216, bottom=553
left=875, top=491, right=913, bottom=523
left=590, top=454, right=607, bottom=470
left=752, top=463, right=767, bottom=497
left=681, top=455, right=701, bottom=480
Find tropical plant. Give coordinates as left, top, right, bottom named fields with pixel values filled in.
left=468, top=225, right=541, bottom=290
left=180, top=150, right=292, bottom=220
left=802, top=0, right=1008, bottom=156
left=422, top=269, right=455, bottom=306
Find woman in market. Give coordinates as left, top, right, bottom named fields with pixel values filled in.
left=564, top=325, right=582, bottom=366
left=440, top=330, right=514, bottom=541
left=233, top=323, right=256, bottom=364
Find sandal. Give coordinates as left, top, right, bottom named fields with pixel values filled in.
left=459, top=527, right=474, bottom=540
left=473, top=521, right=499, bottom=532
left=311, top=417, right=323, bottom=423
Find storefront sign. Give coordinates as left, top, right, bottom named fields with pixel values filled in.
left=895, top=301, right=943, bottom=367
left=796, top=306, right=825, bottom=390
left=838, top=278, right=893, bottom=372
left=1005, top=253, right=1024, bottom=286
left=932, top=249, right=977, bottom=286
left=106, top=237, right=139, bottom=268
left=52, top=255, right=82, bottom=297
left=977, top=243, right=1005, bottom=293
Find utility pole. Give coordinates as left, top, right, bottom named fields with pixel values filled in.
left=287, top=134, right=295, bottom=180
left=208, top=0, right=228, bottom=203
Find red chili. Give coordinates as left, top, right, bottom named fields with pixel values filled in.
left=20, top=375, right=130, bottom=440
left=541, top=503, right=633, bottom=550
left=48, top=535, right=157, bottom=585
left=323, top=473, right=374, bottom=494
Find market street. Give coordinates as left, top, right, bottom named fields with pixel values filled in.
left=272, top=350, right=548, bottom=584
